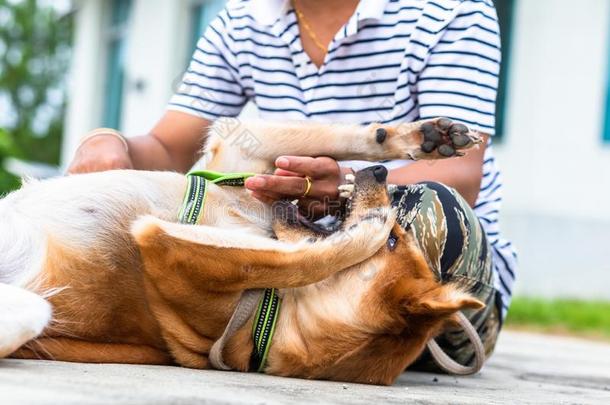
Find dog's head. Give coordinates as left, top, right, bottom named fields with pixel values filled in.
left=269, top=166, right=484, bottom=385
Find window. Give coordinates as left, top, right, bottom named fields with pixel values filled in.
left=189, top=0, right=226, bottom=54
left=494, top=0, right=516, bottom=139
left=102, top=0, right=132, bottom=129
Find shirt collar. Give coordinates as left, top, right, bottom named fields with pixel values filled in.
left=248, top=0, right=388, bottom=26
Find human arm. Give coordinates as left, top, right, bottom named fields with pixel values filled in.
left=245, top=134, right=486, bottom=217
left=67, top=111, right=211, bottom=174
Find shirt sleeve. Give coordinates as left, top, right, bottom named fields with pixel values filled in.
left=168, top=9, right=247, bottom=120
left=416, top=0, right=501, bottom=135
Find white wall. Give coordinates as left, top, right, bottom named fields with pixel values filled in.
left=496, top=0, right=610, bottom=298
left=62, top=0, right=107, bottom=166
left=497, top=0, right=610, bottom=221
left=122, top=0, right=192, bottom=136
left=62, top=0, right=193, bottom=166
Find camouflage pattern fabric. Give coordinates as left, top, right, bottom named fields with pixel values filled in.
left=391, top=182, right=502, bottom=372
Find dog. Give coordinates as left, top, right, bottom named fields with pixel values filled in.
left=0, top=118, right=484, bottom=385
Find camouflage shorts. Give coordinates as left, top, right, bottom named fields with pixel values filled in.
left=390, top=182, right=502, bottom=372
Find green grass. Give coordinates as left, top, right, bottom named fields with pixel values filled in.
left=506, top=297, right=610, bottom=341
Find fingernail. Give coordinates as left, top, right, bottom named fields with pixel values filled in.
left=246, top=177, right=266, bottom=189
left=276, top=157, right=290, bottom=169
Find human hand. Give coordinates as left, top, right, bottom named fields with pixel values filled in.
left=67, top=133, right=133, bottom=174
left=245, top=156, right=353, bottom=218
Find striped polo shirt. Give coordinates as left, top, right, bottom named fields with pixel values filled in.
left=168, top=0, right=517, bottom=318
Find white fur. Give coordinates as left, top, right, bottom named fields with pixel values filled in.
left=287, top=256, right=386, bottom=333
left=0, top=191, right=46, bottom=287
left=0, top=171, right=187, bottom=288
left=0, top=283, right=52, bottom=358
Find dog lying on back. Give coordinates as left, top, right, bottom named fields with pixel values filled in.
left=0, top=118, right=483, bottom=385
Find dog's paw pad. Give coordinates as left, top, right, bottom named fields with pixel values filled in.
left=418, top=118, right=482, bottom=158
left=376, top=128, right=388, bottom=144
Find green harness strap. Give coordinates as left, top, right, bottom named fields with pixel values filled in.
left=189, top=169, right=256, bottom=187
left=178, top=170, right=281, bottom=373
left=250, top=288, right=282, bottom=372
left=178, top=170, right=255, bottom=224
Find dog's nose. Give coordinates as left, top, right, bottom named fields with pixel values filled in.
left=372, top=165, right=388, bottom=183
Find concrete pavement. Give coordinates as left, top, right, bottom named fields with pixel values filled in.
left=1, top=331, right=609, bottom=405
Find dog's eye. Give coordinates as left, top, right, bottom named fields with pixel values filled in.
left=387, top=232, right=398, bottom=251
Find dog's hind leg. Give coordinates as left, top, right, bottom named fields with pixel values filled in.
left=11, top=338, right=172, bottom=365
left=0, top=283, right=52, bottom=358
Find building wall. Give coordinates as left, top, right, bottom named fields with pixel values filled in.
left=63, top=0, right=610, bottom=299
left=496, top=0, right=610, bottom=298
left=62, top=0, right=107, bottom=163
left=63, top=0, right=192, bottom=165
left=122, top=0, right=192, bottom=136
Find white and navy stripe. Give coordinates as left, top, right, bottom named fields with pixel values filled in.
left=169, top=0, right=517, bottom=318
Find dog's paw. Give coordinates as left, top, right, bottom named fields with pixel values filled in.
left=0, top=284, right=52, bottom=358
left=414, top=118, right=482, bottom=159
left=373, top=118, right=482, bottom=161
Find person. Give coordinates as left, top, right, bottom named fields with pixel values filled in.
left=69, top=0, right=517, bottom=370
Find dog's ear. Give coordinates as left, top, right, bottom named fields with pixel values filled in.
left=399, top=281, right=484, bottom=318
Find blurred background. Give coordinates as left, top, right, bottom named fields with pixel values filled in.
left=1, top=0, right=609, bottom=338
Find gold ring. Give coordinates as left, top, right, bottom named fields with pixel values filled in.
left=302, top=176, right=313, bottom=198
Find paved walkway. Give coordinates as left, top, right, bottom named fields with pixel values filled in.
left=1, top=331, right=609, bottom=405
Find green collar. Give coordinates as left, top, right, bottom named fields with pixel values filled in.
left=178, top=171, right=280, bottom=373
left=178, top=170, right=255, bottom=224
left=249, top=288, right=282, bottom=372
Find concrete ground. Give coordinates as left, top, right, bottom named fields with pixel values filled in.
left=1, top=331, right=609, bottom=405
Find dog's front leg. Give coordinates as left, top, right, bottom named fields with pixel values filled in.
left=132, top=208, right=394, bottom=292
left=206, top=118, right=482, bottom=173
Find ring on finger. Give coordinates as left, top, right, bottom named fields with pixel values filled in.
left=302, top=176, right=313, bottom=198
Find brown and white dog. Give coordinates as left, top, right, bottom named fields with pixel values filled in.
left=0, top=118, right=484, bottom=385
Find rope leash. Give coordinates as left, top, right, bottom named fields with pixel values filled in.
left=426, top=312, right=486, bottom=375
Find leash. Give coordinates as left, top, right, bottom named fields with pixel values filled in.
left=208, top=288, right=282, bottom=372
left=208, top=290, right=265, bottom=370
left=426, top=312, right=486, bottom=375
left=178, top=170, right=280, bottom=373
